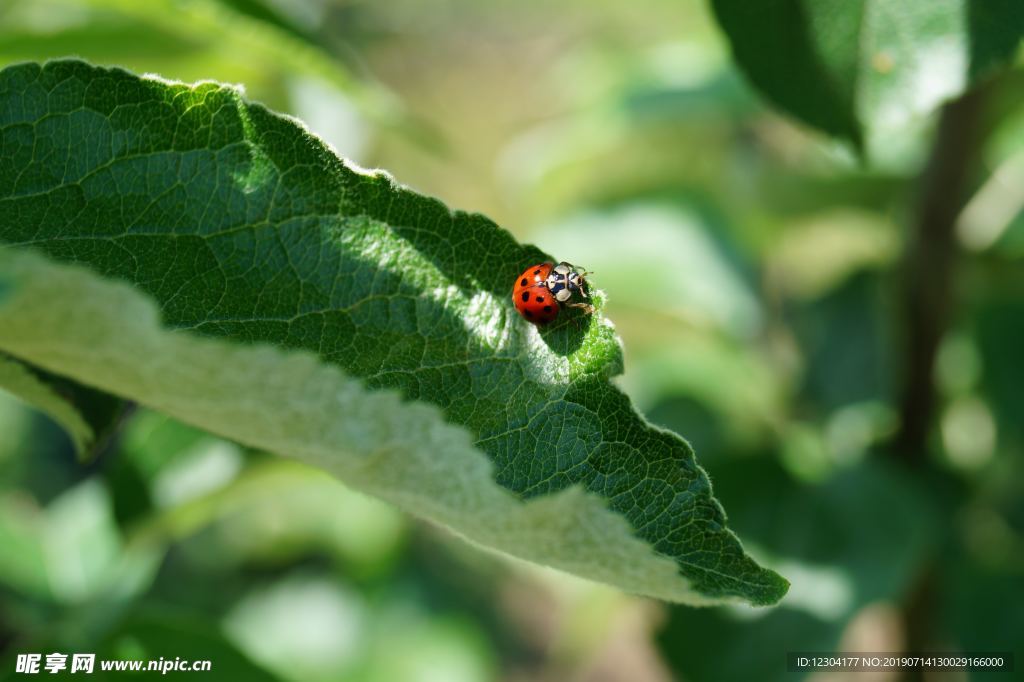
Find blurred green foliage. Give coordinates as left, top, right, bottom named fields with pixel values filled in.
left=0, top=0, right=1022, bottom=680
left=711, top=0, right=1024, bottom=151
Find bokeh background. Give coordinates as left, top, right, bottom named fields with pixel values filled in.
left=1, top=1, right=1022, bottom=680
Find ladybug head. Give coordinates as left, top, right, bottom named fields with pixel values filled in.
left=546, top=262, right=588, bottom=302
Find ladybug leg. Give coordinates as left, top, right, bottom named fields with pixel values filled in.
left=577, top=269, right=592, bottom=297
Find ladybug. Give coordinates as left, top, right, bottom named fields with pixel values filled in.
left=512, top=261, right=593, bottom=325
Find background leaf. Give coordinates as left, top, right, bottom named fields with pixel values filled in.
left=94, top=612, right=279, bottom=680
left=0, top=355, right=94, bottom=458
left=711, top=0, right=1024, bottom=149
left=0, top=57, right=787, bottom=605
left=656, top=456, right=940, bottom=682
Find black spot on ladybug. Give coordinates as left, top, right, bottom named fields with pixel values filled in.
left=543, top=305, right=552, bottom=312
left=534, top=269, right=540, bottom=274
left=520, top=278, right=528, bottom=286
left=521, top=291, right=530, bottom=302
left=535, top=296, right=545, bottom=303
left=525, top=309, right=534, bottom=318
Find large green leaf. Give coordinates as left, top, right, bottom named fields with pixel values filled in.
left=711, top=0, right=1024, bottom=148
left=0, top=59, right=787, bottom=606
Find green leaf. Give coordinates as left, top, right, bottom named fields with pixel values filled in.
left=659, top=608, right=840, bottom=682
left=0, top=59, right=787, bottom=606
left=0, top=352, right=128, bottom=461
left=657, top=457, right=940, bottom=682
left=711, top=0, right=1024, bottom=148
left=0, top=492, right=52, bottom=600
left=0, top=248, right=775, bottom=608
left=0, top=479, right=161, bottom=604
left=0, top=354, right=94, bottom=457
left=96, top=612, right=279, bottom=681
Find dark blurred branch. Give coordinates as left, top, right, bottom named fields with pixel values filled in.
left=894, top=88, right=989, bottom=682
left=893, top=89, right=987, bottom=463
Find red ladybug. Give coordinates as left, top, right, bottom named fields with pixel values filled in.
left=512, top=261, right=593, bottom=325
